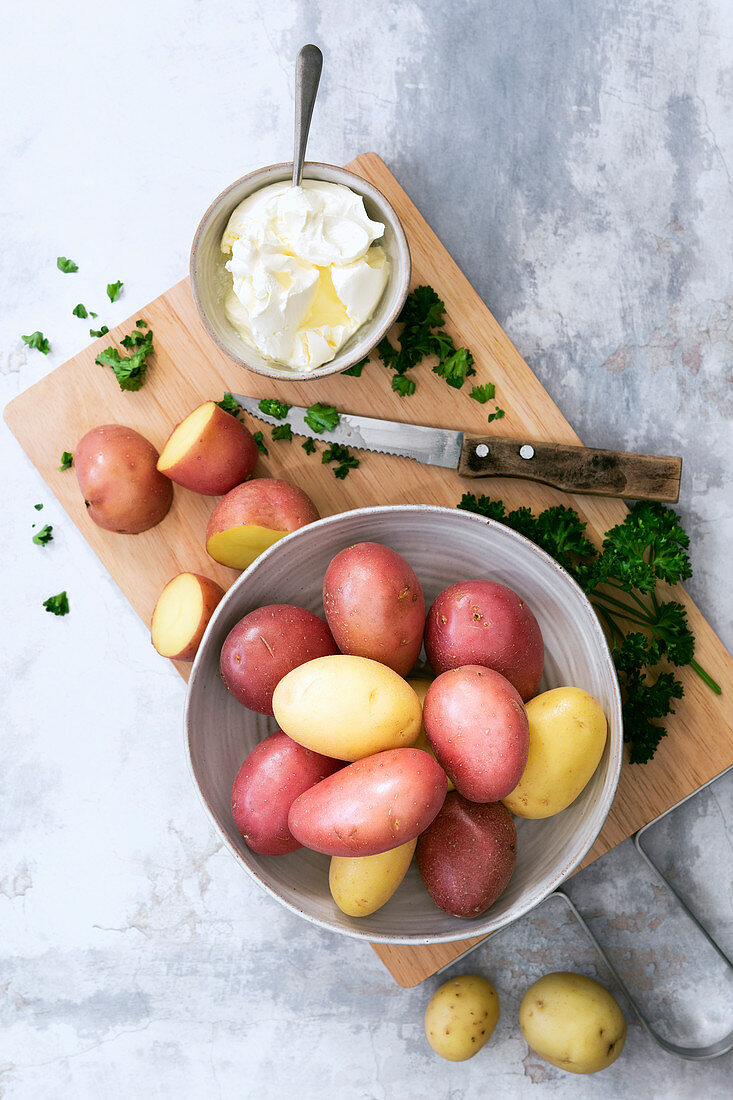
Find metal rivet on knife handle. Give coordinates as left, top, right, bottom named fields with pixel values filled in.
left=475, top=443, right=489, bottom=458
left=520, top=444, right=535, bottom=460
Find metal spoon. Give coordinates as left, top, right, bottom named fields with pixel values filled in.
left=292, top=44, right=323, bottom=188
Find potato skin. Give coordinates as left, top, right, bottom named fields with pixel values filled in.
left=272, top=655, right=422, bottom=761
left=408, top=679, right=455, bottom=792
left=75, top=424, right=173, bottom=534
left=519, top=972, right=626, bottom=1074
left=220, top=604, right=339, bottom=715
left=230, top=730, right=341, bottom=856
left=504, top=688, right=608, bottom=818
left=425, top=579, right=544, bottom=701
left=417, top=793, right=517, bottom=918
left=288, top=748, right=448, bottom=856
left=425, top=975, right=500, bottom=1061
left=423, top=665, right=529, bottom=802
left=329, top=838, right=416, bottom=917
left=323, top=542, right=425, bottom=676
left=158, top=402, right=258, bottom=495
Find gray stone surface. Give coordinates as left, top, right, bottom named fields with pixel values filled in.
left=1, top=1, right=731, bottom=1096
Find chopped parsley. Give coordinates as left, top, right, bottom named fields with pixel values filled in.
left=302, top=437, right=317, bottom=455
left=72, top=303, right=88, bottom=319
left=106, top=280, right=123, bottom=303
left=90, top=326, right=109, bottom=338
left=376, top=285, right=476, bottom=394
left=271, top=423, right=293, bottom=442
left=59, top=451, right=73, bottom=471
left=34, top=503, right=43, bottom=511
left=32, top=525, right=53, bottom=546
left=258, top=398, right=291, bottom=419
left=304, top=403, right=340, bottom=433
left=433, top=346, right=475, bottom=389
left=322, top=442, right=359, bottom=479
left=57, top=257, right=78, bottom=273
left=469, top=383, right=496, bottom=403
left=252, top=431, right=268, bottom=455
left=487, top=408, right=505, bottom=423
left=95, top=324, right=154, bottom=391
left=22, top=331, right=50, bottom=355
left=43, top=591, right=69, bottom=616
left=342, top=357, right=368, bottom=377
left=392, top=375, right=416, bottom=397
left=215, top=393, right=243, bottom=418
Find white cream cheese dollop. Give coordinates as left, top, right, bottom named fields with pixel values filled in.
left=221, top=180, right=389, bottom=370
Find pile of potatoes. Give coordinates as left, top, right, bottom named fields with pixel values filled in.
left=72, top=403, right=321, bottom=660
left=222, top=540, right=609, bottom=920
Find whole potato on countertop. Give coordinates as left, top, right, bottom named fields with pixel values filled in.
left=323, top=542, right=425, bottom=676
left=519, top=972, right=626, bottom=1074
left=75, top=424, right=173, bottom=534
left=425, top=975, right=500, bottom=1060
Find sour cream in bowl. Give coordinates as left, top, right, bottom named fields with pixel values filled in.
left=190, top=163, right=411, bottom=381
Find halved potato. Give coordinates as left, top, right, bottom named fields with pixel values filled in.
left=151, top=572, right=225, bottom=661
left=157, top=401, right=258, bottom=495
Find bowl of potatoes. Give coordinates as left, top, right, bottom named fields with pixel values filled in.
left=185, top=504, right=623, bottom=944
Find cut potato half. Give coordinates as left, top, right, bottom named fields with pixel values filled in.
left=157, top=401, right=258, bottom=496
left=151, top=572, right=225, bottom=661
left=206, top=524, right=288, bottom=570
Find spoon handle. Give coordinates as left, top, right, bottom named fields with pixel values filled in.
left=292, top=44, right=323, bottom=188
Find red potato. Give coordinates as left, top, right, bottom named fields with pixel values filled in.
left=206, top=478, right=320, bottom=570
left=75, top=424, right=173, bottom=534
left=220, top=604, right=339, bottom=715
left=288, top=748, right=448, bottom=857
left=322, top=542, right=425, bottom=676
left=417, top=793, right=517, bottom=918
left=151, top=572, right=225, bottom=661
left=231, top=731, right=342, bottom=856
left=157, top=401, right=258, bottom=495
left=423, top=665, right=530, bottom=802
left=425, top=579, right=544, bottom=701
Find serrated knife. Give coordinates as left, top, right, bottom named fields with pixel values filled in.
left=230, top=395, right=682, bottom=503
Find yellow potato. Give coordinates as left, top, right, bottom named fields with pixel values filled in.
left=425, top=974, right=500, bottom=1061
left=503, top=687, right=607, bottom=818
left=519, top=972, right=626, bottom=1075
left=272, top=655, right=422, bottom=761
left=329, top=838, right=416, bottom=916
left=407, top=679, right=455, bottom=792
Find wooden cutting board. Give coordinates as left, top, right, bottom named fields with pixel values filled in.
left=5, top=153, right=732, bottom=988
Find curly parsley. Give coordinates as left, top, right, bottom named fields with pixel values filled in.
left=95, top=324, right=154, bottom=392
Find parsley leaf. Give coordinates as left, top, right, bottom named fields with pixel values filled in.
left=107, top=280, right=123, bottom=302
left=59, top=451, right=73, bottom=471
left=95, top=325, right=154, bottom=391
left=57, top=257, right=78, bottom=273
left=392, top=375, right=416, bottom=397
left=215, top=393, right=243, bottom=418
left=302, top=437, right=317, bottom=454
left=432, top=346, right=475, bottom=389
left=34, top=503, right=43, bottom=511
left=33, top=524, right=53, bottom=546
left=322, top=442, right=359, bottom=479
left=252, top=430, right=268, bottom=455
left=136, top=319, right=148, bottom=328
left=343, top=357, right=368, bottom=377
left=470, top=383, right=496, bottom=403
left=304, top=403, right=340, bottom=433
left=43, top=591, right=69, bottom=616
left=271, top=423, right=293, bottom=442
left=90, top=326, right=109, bottom=338
left=72, top=303, right=88, bottom=319
left=487, top=408, right=505, bottom=423
left=258, top=398, right=291, bottom=419
left=22, top=331, right=50, bottom=355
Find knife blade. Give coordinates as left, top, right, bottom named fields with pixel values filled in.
left=229, top=394, right=682, bottom=503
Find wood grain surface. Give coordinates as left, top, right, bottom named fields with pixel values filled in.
left=5, top=153, right=732, bottom=989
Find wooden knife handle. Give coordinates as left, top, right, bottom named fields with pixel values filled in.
left=458, top=437, right=682, bottom=503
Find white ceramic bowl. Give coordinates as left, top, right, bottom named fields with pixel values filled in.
left=185, top=505, right=622, bottom=945
left=189, top=161, right=411, bottom=381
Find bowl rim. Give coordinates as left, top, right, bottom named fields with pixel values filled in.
left=184, top=503, right=624, bottom=945
left=189, top=160, right=412, bottom=382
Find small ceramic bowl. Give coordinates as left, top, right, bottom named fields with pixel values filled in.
left=185, top=505, right=623, bottom=945
left=189, top=161, right=411, bottom=381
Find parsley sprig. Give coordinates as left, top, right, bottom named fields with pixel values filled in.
left=22, top=331, right=50, bottom=355
left=33, top=525, right=54, bottom=546
left=304, top=404, right=340, bottom=433
left=95, top=324, right=154, bottom=391
left=43, top=591, right=69, bottom=616
left=258, top=398, right=291, bottom=419
left=457, top=493, right=721, bottom=764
